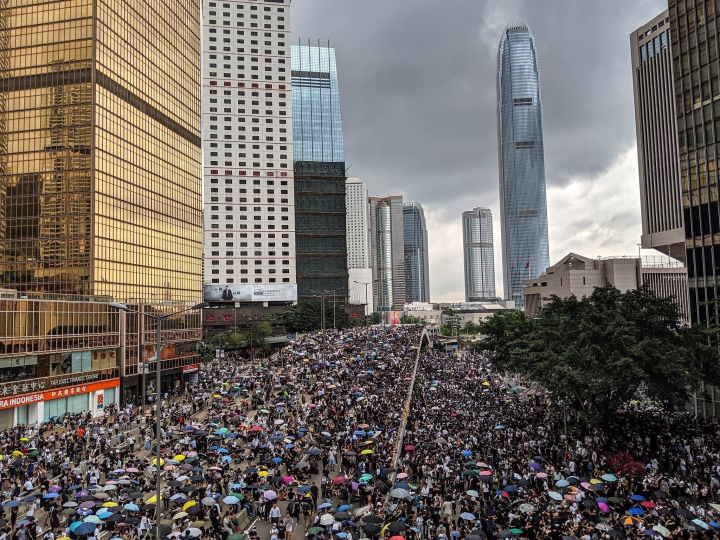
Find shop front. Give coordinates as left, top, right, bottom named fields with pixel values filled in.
left=0, top=378, right=121, bottom=428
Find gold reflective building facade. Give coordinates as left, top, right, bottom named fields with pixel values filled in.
left=0, top=0, right=202, bottom=305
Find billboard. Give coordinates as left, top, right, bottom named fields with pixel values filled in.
left=204, top=284, right=297, bottom=303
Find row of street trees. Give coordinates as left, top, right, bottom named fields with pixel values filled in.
left=199, top=319, right=273, bottom=363
left=476, top=284, right=720, bottom=427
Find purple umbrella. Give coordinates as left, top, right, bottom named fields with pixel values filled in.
left=351, top=482, right=359, bottom=491
left=74, top=491, right=89, bottom=499
left=48, top=486, right=63, bottom=493
left=528, top=463, right=542, bottom=471
left=78, top=502, right=95, bottom=510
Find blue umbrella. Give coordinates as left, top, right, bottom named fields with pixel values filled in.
left=124, top=503, right=139, bottom=512
left=503, top=486, right=518, bottom=493
left=229, top=483, right=242, bottom=489
left=218, top=449, right=229, bottom=454
left=5, top=501, right=20, bottom=508
left=628, top=508, right=644, bottom=515
left=461, top=451, right=472, bottom=457
left=272, top=457, right=283, bottom=463
left=337, top=505, right=350, bottom=512
left=354, top=430, right=366, bottom=436
left=74, top=523, right=97, bottom=536
left=15, top=520, right=29, bottom=528
left=317, top=503, right=332, bottom=510
left=284, top=444, right=295, bottom=449
left=395, top=482, right=410, bottom=490
left=495, top=425, right=504, bottom=430
left=601, top=474, right=617, bottom=482
left=629, top=494, right=646, bottom=502
left=555, top=480, right=569, bottom=487
left=298, top=486, right=311, bottom=493
left=223, top=496, right=240, bottom=505
left=222, top=456, right=233, bottom=463
left=69, top=522, right=84, bottom=532
left=43, top=493, right=59, bottom=499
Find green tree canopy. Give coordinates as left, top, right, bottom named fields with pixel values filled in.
left=401, top=314, right=427, bottom=324
left=282, top=300, right=352, bottom=333
left=441, top=308, right=463, bottom=336
left=476, top=284, right=720, bottom=426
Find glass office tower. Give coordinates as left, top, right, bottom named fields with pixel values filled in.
left=403, top=202, right=430, bottom=303
left=463, top=207, right=496, bottom=301
left=497, top=23, right=550, bottom=307
left=0, top=0, right=203, bottom=304
left=291, top=44, right=344, bottom=163
left=291, top=43, right=348, bottom=302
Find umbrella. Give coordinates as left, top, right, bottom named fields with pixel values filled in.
left=172, top=513, right=188, bottom=520
left=202, top=497, right=215, bottom=505
left=308, top=528, right=325, bottom=535
left=363, top=515, right=384, bottom=524
left=601, top=474, right=617, bottom=482
left=460, top=513, right=477, bottom=521
left=652, top=525, right=671, bottom=537
left=124, top=503, right=139, bottom=512
left=466, top=490, right=479, bottom=497
left=320, top=514, right=335, bottom=526
left=388, top=522, right=406, bottom=532
left=390, top=488, right=409, bottom=499
left=363, top=524, right=382, bottom=535
left=74, top=523, right=96, bottom=536
left=222, top=496, right=239, bottom=505
left=263, top=490, right=277, bottom=500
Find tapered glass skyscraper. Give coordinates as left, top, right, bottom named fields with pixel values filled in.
left=497, top=23, right=550, bottom=307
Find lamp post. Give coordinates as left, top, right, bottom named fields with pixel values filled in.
left=109, top=301, right=207, bottom=523
left=353, top=280, right=371, bottom=319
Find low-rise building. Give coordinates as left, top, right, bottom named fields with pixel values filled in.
left=522, top=253, right=689, bottom=319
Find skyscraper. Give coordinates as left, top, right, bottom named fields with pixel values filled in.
left=346, top=178, right=373, bottom=314
left=346, top=178, right=371, bottom=270
left=463, top=207, right=496, bottom=301
left=631, top=11, right=685, bottom=262
left=0, top=0, right=203, bottom=413
left=0, top=0, right=202, bottom=304
left=668, top=0, right=720, bottom=323
left=403, top=202, right=430, bottom=303
left=497, top=23, right=550, bottom=308
left=201, top=0, right=296, bottom=297
left=291, top=44, right=348, bottom=302
left=369, top=196, right=405, bottom=312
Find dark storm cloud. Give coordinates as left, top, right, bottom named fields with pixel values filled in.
left=292, top=0, right=668, bottom=298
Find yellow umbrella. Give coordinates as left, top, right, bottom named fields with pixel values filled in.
left=360, top=449, right=373, bottom=455
left=12, top=450, right=22, bottom=457
left=482, top=382, right=490, bottom=386
left=364, top=441, right=374, bottom=445
left=590, top=479, right=603, bottom=484
left=146, top=495, right=157, bottom=504
left=103, top=502, right=118, bottom=507
left=258, top=471, right=268, bottom=477
left=174, top=455, right=185, bottom=462
left=57, top=537, right=71, bottom=540
left=151, top=458, right=165, bottom=466
left=380, top=524, right=390, bottom=536
left=213, top=394, right=221, bottom=398
left=20, top=437, right=29, bottom=442
left=182, top=501, right=196, bottom=512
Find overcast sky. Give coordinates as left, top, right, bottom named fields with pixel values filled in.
left=293, top=0, right=668, bottom=302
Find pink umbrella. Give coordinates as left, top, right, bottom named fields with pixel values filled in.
left=308, top=404, right=316, bottom=408
left=564, top=494, right=575, bottom=502
left=49, top=485, right=62, bottom=493
left=186, top=452, right=198, bottom=457
left=263, top=490, right=277, bottom=500
left=479, top=471, right=492, bottom=476
left=126, top=468, right=139, bottom=473
left=283, top=476, right=294, bottom=484
left=598, top=502, right=610, bottom=513
left=580, top=482, right=592, bottom=489
left=536, top=472, right=547, bottom=479
left=396, top=473, right=408, bottom=479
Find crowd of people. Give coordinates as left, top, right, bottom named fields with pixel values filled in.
left=2, top=324, right=720, bottom=540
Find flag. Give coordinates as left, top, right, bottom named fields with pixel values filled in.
left=525, top=261, right=530, bottom=270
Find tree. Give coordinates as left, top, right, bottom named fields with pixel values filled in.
left=282, top=300, right=352, bottom=333
left=476, top=284, right=720, bottom=426
left=249, top=320, right=273, bottom=352
left=441, top=309, right=463, bottom=336
left=401, top=314, right=427, bottom=324
left=198, top=343, right=215, bottom=364
left=368, top=312, right=381, bottom=325
left=462, top=321, right=482, bottom=335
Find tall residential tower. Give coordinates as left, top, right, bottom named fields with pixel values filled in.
left=403, top=202, right=430, bottom=303
left=369, top=196, right=405, bottom=312
left=497, top=23, right=550, bottom=308
left=463, top=207, right=496, bottom=301
left=346, top=178, right=373, bottom=314
left=201, top=0, right=296, bottom=298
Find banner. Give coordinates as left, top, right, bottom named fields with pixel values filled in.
left=204, top=284, right=297, bottom=303
left=0, top=378, right=120, bottom=411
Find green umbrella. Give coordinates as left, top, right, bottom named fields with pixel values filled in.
left=28, top=450, right=39, bottom=457
left=230, top=493, right=245, bottom=500
left=510, top=529, right=523, bottom=535
left=227, top=534, right=245, bottom=540
left=186, top=457, right=199, bottom=463
left=260, top=484, right=271, bottom=490
left=308, top=528, right=324, bottom=535
left=260, top=409, right=270, bottom=414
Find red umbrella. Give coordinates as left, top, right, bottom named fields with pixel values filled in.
left=390, top=537, right=405, bottom=540
left=640, top=501, right=656, bottom=508
left=332, top=476, right=346, bottom=485
left=404, top=445, right=415, bottom=451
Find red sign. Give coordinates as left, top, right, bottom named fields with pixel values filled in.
left=183, top=364, right=199, bottom=373
left=0, top=379, right=120, bottom=411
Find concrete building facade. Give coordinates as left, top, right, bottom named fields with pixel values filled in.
left=631, top=11, right=685, bottom=262
left=369, top=196, right=405, bottom=312
left=522, top=253, right=689, bottom=319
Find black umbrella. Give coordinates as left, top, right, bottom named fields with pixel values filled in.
left=129, top=492, right=144, bottom=499
left=388, top=522, right=406, bottom=532
left=335, top=512, right=352, bottom=521
left=606, top=531, right=624, bottom=539
left=106, top=515, right=125, bottom=523
left=124, top=517, right=140, bottom=524
left=168, top=481, right=182, bottom=487
left=363, top=516, right=384, bottom=524
left=363, top=524, right=382, bottom=535
left=150, top=525, right=172, bottom=536
left=676, top=508, right=696, bottom=519
left=375, top=481, right=388, bottom=492
left=182, top=486, right=197, bottom=493
left=654, top=490, right=670, bottom=500
left=583, top=500, right=598, bottom=509
left=190, top=475, right=204, bottom=481
left=496, top=532, right=512, bottom=539
left=187, top=506, right=202, bottom=515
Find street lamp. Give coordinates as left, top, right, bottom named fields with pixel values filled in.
left=308, top=287, right=346, bottom=330
left=353, top=281, right=371, bottom=319
left=109, top=300, right=208, bottom=522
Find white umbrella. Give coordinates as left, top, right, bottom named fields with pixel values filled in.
left=390, top=488, right=409, bottom=499
left=186, top=528, right=202, bottom=537
left=263, top=490, right=277, bottom=500
left=320, top=514, right=335, bottom=526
